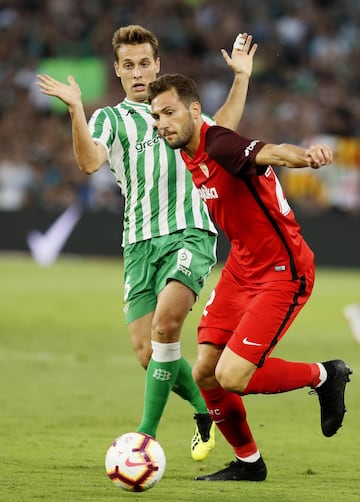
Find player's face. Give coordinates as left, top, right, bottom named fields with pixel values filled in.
left=151, top=89, right=196, bottom=150
left=114, top=43, right=160, bottom=103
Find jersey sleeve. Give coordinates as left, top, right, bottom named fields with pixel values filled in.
left=88, top=107, right=114, bottom=158
left=204, top=126, right=266, bottom=177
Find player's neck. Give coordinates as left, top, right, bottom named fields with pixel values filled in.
left=183, top=127, right=201, bottom=159
left=183, top=120, right=203, bottom=159
left=125, top=95, right=147, bottom=104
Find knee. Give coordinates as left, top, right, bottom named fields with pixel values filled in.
left=215, top=365, right=249, bottom=393
left=192, top=363, right=205, bottom=387
left=151, top=314, right=182, bottom=342
left=192, top=360, right=217, bottom=389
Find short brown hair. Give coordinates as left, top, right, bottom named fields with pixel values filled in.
left=112, top=25, right=159, bottom=61
left=148, top=74, right=201, bottom=107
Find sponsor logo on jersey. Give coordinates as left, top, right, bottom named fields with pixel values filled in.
left=135, top=134, right=161, bottom=153
left=244, top=139, right=260, bottom=157
left=198, top=184, right=219, bottom=201
left=199, top=163, right=209, bottom=177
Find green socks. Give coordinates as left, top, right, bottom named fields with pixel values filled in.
left=137, top=357, right=181, bottom=437
left=137, top=342, right=181, bottom=438
left=137, top=341, right=208, bottom=437
left=172, top=357, right=208, bottom=414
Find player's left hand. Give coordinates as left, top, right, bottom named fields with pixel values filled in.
left=221, top=33, right=258, bottom=78
left=305, top=144, right=333, bottom=169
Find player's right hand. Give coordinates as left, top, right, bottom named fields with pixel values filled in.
left=36, top=74, right=82, bottom=108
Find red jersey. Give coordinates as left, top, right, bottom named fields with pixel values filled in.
left=181, top=123, right=314, bottom=282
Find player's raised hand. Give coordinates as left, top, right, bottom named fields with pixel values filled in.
left=221, top=33, right=258, bottom=78
left=36, top=74, right=82, bottom=108
left=305, top=144, right=333, bottom=169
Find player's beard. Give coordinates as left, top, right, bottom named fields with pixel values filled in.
left=166, top=112, right=195, bottom=150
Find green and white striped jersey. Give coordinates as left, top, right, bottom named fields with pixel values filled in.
left=88, top=98, right=217, bottom=246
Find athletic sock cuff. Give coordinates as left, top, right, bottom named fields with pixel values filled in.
left=315, top=362, right=328, bottom=387
left=151, top=340, right=181, bottom=362
left=236, top=450, right=261, bottom=463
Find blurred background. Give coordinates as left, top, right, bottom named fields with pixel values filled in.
left=0, top=0, right=359, bottom=265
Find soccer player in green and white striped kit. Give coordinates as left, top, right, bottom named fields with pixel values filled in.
left=37, top=25, right=257, bottom=461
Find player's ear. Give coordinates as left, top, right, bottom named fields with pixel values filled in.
left=155, top=57, right=160, bottom=74
left=114, top=61, right=120, bottom=77
left=190, top=101, right=201, bottom=119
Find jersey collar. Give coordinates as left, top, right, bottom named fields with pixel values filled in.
left=123, top=98, right=150, bottom=111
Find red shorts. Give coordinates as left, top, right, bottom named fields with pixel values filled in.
left=198, top=262, right=315, bottom=367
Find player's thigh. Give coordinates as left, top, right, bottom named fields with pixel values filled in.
left=215, top=346, right=256, bottom=391
left=198, top=265, right=247, bottom=346
left=152, top=280, right=196, bottom=342
left=123, top=241, right=158, bottom=324
left=151, top=230, right=216, bottom=341
left=228, top=272, right=314, bottom=366
left=155, top=280, right=196, bottom=327
left=155, top=228, right=217, bottom=300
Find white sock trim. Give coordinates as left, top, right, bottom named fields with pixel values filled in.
left=237, top=450, right=261, bottom=463
left=151, top=340, right=181, bottom=362
left=316, top=362, right=327, bottom=388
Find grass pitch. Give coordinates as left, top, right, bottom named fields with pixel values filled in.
left=0, top=253, right=359, bottom=501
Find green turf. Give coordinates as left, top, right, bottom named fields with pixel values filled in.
left=1, top=254, right=359, bottom=501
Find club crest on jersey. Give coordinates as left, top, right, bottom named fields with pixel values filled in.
left=199, top=163, right=209, bottom=177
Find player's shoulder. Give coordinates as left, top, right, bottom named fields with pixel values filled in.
left=204, top=125, right=239, bottom=154
left=90, top=104, right=121, bottom=120
left=206, top=124, right=236, bottom=140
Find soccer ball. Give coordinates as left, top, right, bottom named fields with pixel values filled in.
left=105, top=432, right=166, bottom=492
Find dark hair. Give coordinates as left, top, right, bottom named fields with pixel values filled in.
left=112, top=25, right=159, bottom=61
left=148, top=74, right=201, bottom=107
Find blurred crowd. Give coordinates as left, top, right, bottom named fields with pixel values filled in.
left=0, top=0, right=359, bottom=212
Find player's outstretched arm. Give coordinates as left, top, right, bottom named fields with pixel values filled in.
left=214, top=33, right=258, bottom=131
left=37, top=74, right=82, bottom=108
left=256, top=143, right=333, bottom=169
left=36, top=74, right=107, bottom=174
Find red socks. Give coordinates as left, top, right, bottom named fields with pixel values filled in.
left=199, top=359, right=320, bottom=458
left=200, top=386, right=258, bottom=458
left=244, top=358, right=320, bottom=394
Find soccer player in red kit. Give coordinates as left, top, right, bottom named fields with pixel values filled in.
left=148, top=73, right=352, bottom=482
